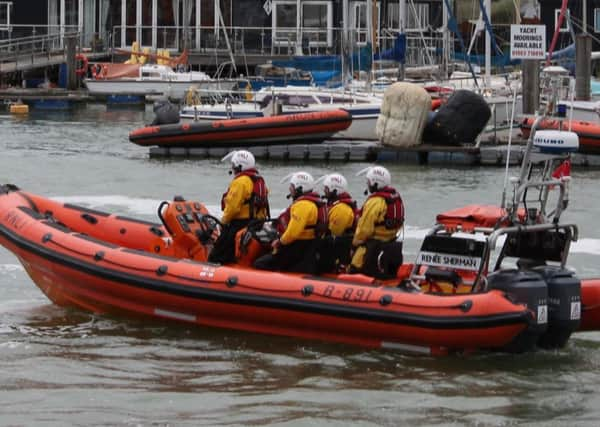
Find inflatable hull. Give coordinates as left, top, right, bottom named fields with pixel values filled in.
left=129, top=110, right=352, bottom=147
left=520, top=117, right=600, bottom=154
left=0, top=185, right=548, bottom=355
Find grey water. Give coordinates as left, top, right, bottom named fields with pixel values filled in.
left=1, top=104, right=600, bottom=426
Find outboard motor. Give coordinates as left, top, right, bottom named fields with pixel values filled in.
left=487, top=269, right=548, bottom=352
left=533, top=266, right=581, bottom=348
left=151, top=99, right=180, bottom=125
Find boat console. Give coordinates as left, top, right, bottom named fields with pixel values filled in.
left=157, top=196, right=220, bottom=260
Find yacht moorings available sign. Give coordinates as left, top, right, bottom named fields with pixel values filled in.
left=510, top=24, right=546, bottom=60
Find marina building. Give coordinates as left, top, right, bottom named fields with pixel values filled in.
left=1, top=1, right=445, bottom=67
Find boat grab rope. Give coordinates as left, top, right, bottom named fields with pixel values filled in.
left=43, top=236, right=166, bottom=274
left=39, top=232, right=472, bottom=311
left=208, top=277, right=474, bottom=311
left=43, top=234, right=101, bottom=260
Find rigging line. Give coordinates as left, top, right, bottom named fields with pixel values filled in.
left=569, top=15, right=600, bottom=45
left=546, top=0, right=569, bottom=66
left=442, top=0, right=479, bottom=88
left=476, top=0, right=502, bottom=55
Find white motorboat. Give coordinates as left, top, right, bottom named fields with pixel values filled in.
left=180, top=86, right=383, bottom=140
left=83, top=63, right=241, bottom=99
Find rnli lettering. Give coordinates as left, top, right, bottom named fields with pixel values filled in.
left=417, top=251, right=481, bottom=271
left=4, top=211, right=27, bottom=230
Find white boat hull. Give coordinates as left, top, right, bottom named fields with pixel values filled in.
left=84, top=79, right=240, bottom=99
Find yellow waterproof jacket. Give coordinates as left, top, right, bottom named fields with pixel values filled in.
left=221, top=175, right=269, bottom=224
left=280, top=199, right=318, bottom=244
left=221, top=175, right=253, bottom=224
left=352, top=196, right=400, bottom=246
left=350, top=195, right=402, bottom=270
left=328, top=202, right=355, bottom=237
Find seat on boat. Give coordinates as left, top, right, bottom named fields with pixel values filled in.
left=235, top=220, right=278, bottom=267
left=424, top=267, right=462, bottom=287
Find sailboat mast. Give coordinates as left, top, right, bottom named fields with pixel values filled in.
left=484, top=0, right=491, bottom=84
left=296, top=0, right=302, bottom=55
left=442, top=0, right=449, bottom=78
left=342, top=0, right=348, bottom=84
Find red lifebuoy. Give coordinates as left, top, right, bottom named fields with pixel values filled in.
left=75, top=54, right=88, bottom=77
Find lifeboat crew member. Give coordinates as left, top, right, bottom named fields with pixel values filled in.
left=350, top=166, right=405, bottom=279
left=208, top=150, right=270, bottom=264
left=253, top=171, right=327, bottom=274
left=317, top=173, right=358, bottom=273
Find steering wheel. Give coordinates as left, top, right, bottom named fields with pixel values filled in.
left=196, top=214, right=223, bottom=245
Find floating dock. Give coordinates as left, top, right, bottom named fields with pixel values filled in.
left=148, top=141, right=600, bottom=167
left=148, top=142, right=505, bottom=165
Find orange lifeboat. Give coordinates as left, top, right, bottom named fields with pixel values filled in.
left=0, top=184, right=562, bottom=356
left=520, top=117, right=600, bottom=154
left=129, top=110, right=352, bottom=148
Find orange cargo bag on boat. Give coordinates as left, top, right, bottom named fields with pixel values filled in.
left=235, top=227, right=267, bottom=266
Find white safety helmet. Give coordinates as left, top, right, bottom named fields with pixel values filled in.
left=321, top=173, right=348, bottom=196
left=281, top=171, right=314, bottom=194
left=356, top=166, right=391, bottom=192
left=221, top=150, right=255, bottom=172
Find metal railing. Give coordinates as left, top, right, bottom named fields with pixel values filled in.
left=110, top=25, right=448, bottom=68
left=0, top=31, right=80, bottom=71
left=0, top=24, right=110, bottom=52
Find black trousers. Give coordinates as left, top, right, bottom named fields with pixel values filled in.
left=208, top=219, right=249, bottom=264
left=361, top=239, right=404, bottom=280
left=317, top=235, right=353, bottom=274
left=253, top=239, right=320, bottom=275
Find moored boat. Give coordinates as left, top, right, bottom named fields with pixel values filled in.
left=83, top=63, right=241, bottom=99
left=520, top=117, right=600, bottom=154
left=129, top=110, right=352, bottom=147
left=180, top=86, right=383, bottom=140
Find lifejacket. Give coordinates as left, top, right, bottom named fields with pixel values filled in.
left=221, top=168, right=270, bottom=219
left=277, top=192, right=328, bottom=237
left=328, top=192, right=359, bottom=232
left=366, top=187, right=404, bottom=229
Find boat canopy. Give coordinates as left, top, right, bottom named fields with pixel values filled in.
left=436, top=204, right=525, bottom=230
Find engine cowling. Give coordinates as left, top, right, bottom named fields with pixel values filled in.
left=487, top=269, right=548, bottom=352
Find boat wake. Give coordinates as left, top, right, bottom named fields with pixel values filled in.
left=51, top=195, right=600, bottom=257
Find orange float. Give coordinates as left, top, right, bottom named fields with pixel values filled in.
left=129, top=110, right=353, bottom=147
left=520, top=117, right=600, bottom=154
